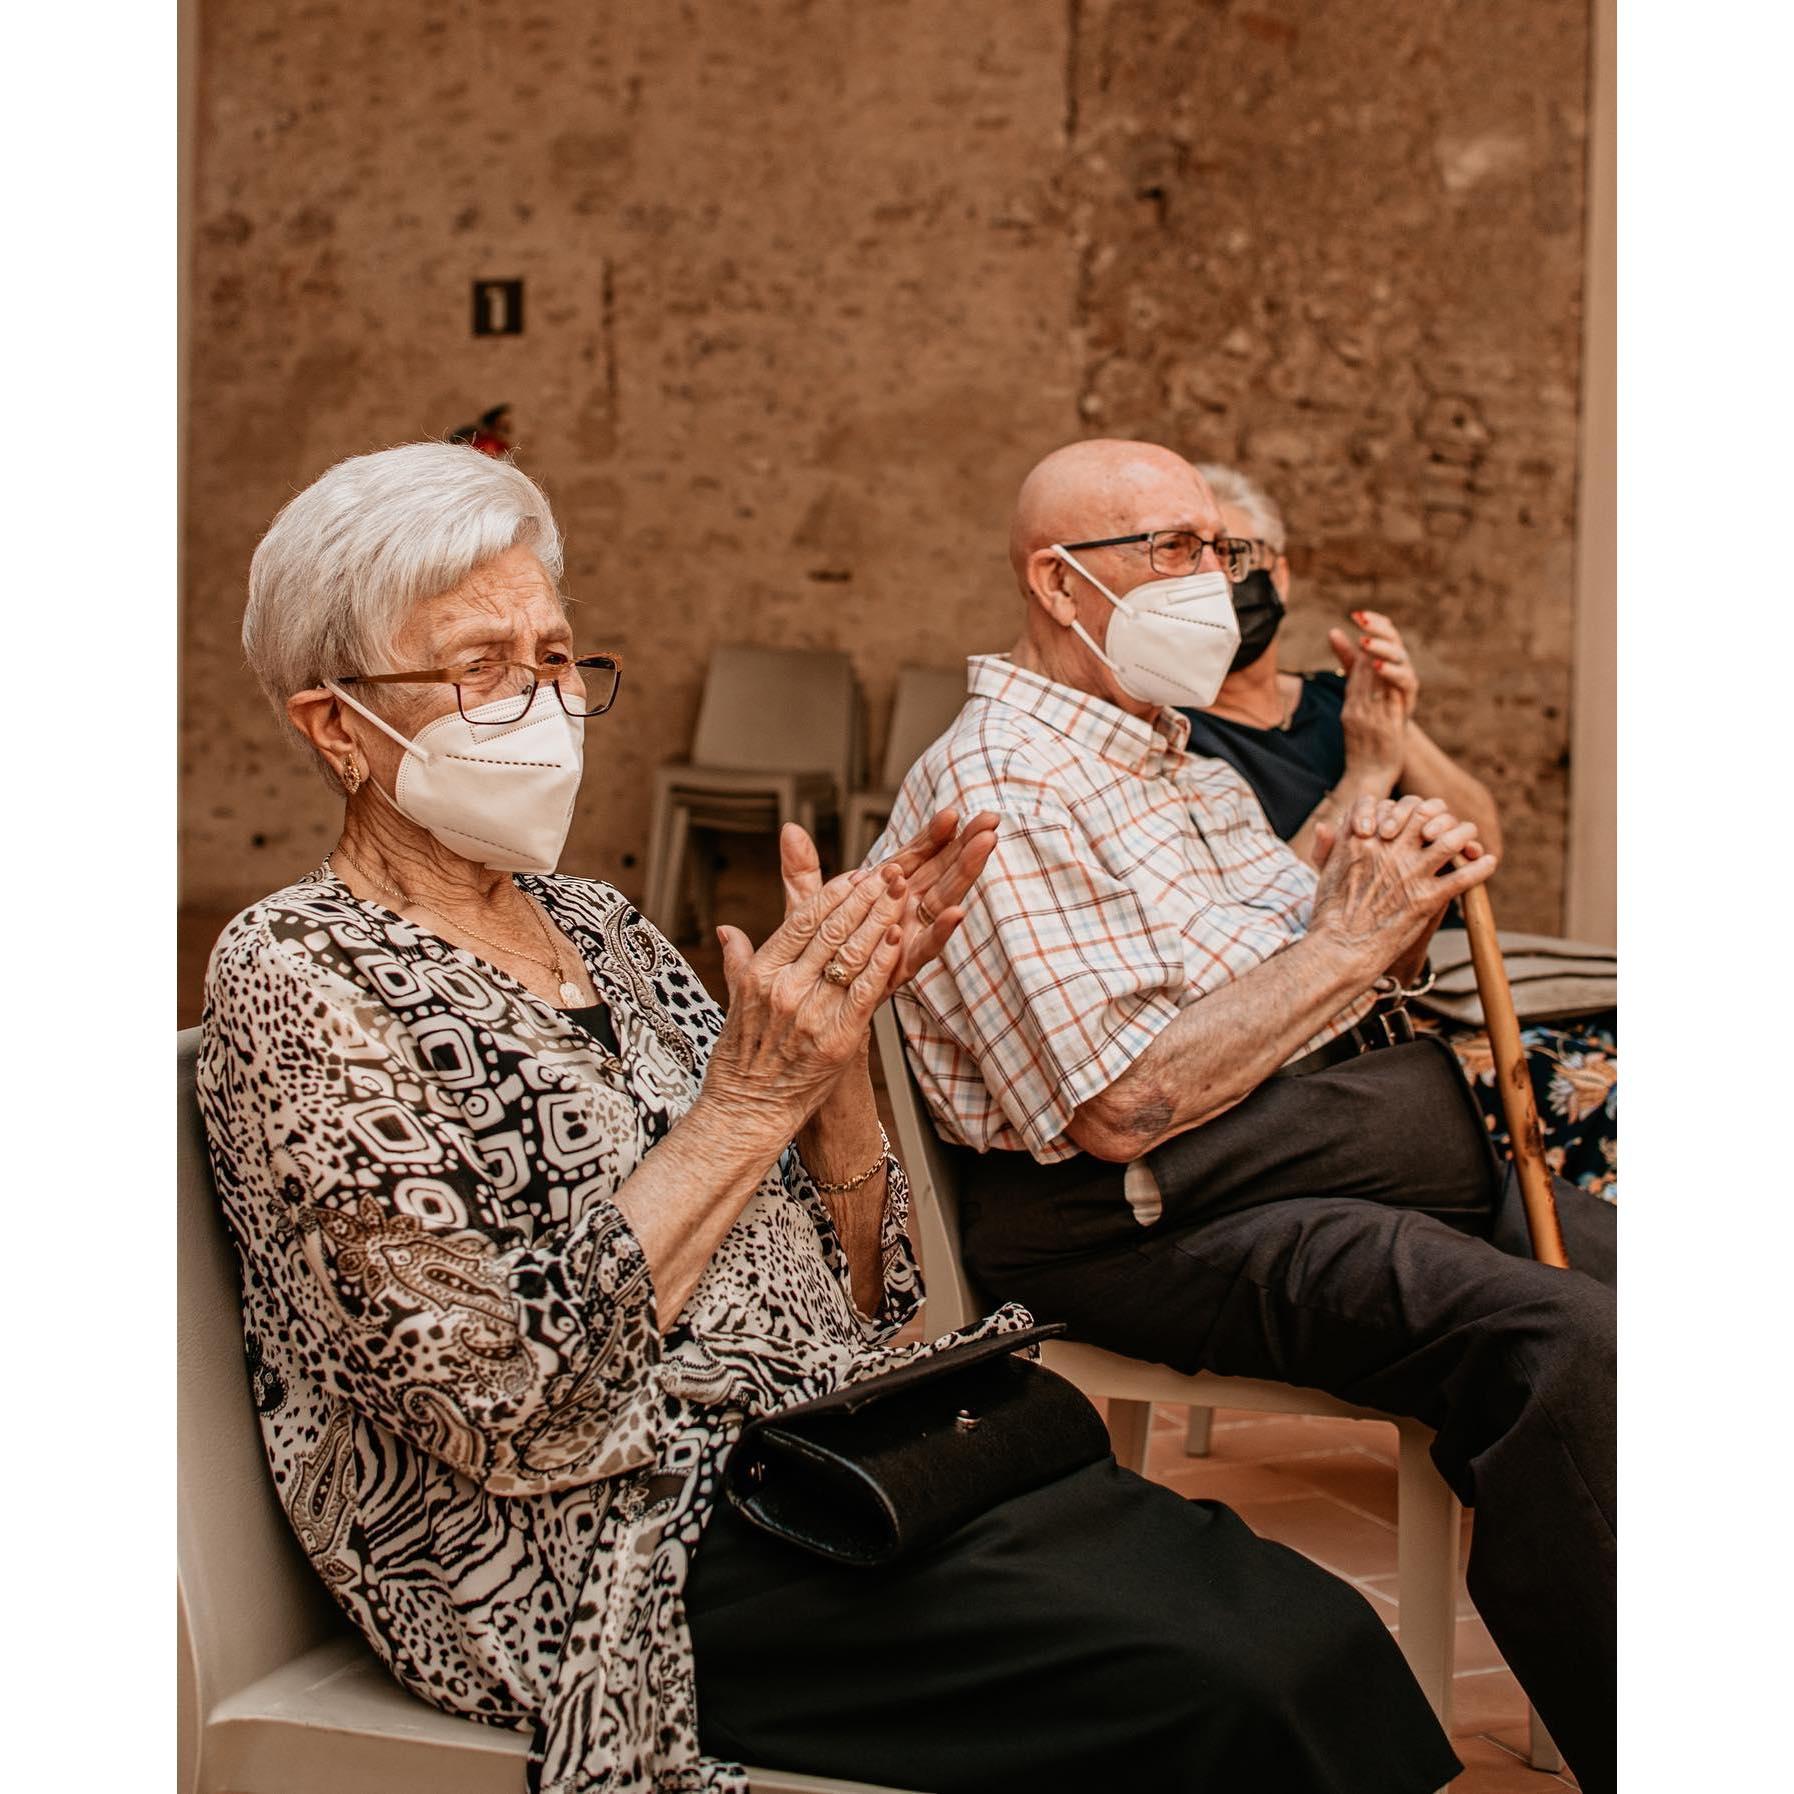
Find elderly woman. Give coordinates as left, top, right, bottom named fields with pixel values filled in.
left=198, top=443, right=1459, bottom=1794
left=1184, top=461, right=1618, bottom=1203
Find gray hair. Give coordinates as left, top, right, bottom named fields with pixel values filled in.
left=243, top=442, right=565, bottom=725
left=1195, top=462, right=1287, bottom=555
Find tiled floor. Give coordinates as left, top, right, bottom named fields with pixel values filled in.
left=1119, top=1400, right=1578, bottom=1790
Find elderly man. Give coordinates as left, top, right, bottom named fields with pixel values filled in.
left=871, top=439, right=1616, bottom=1793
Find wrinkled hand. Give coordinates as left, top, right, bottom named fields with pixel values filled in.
left=705, top=858, right=911, bottom=1135
left=1330, top=608, right=1420, bottom=721
left=781, top=810, right=999, bottom=997
left=1310, top=794, right=1496, bottom=973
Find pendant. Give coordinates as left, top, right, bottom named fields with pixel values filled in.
left=559, top=980, right=583, bottom=1007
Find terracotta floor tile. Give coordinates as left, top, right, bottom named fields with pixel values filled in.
left=1446, top=1668, right=1529, bottom=1739
left=1345, top=1574, right=1400, bottom=1623
left=1152, top=1454, right=1332, bottom=1508
left=1225, top=1492, right=1398, bottom=1582
left=1449, top=1610, right=1505, bottom=1677
left=1446, top=1732, right=1575, bottom=1790
left=1172, top=1409, right=1400, bottom=1466
left=1260, top=1448, right=1403, bottom=1526
left=1475, top=1719, right=1573, bottom=1783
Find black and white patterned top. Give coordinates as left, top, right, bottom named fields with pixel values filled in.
left=197, top=867, right=1029, bottom=1793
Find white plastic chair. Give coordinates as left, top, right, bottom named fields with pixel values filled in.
left=844, top=664, right=969, bottom=867
left=177, top=1028, right=916, bottom=1794
left=870, top=1006, right=1464, bottom=1722
left=643, top=646, right=865, bottom=940
left=873, top=1006, right=1567, bottom=1775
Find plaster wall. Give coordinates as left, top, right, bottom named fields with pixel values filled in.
left=183, top=0, right=1592, bottom=936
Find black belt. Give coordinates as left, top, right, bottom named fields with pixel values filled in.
left=1275, top=1002, right=1417, bottom=1079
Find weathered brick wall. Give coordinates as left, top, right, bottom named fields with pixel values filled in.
left=184, top=0, right=1588, bottom=934
left=1061, top=0, right=1590, bottom=926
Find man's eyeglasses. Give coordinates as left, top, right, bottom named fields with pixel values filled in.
left=1061, top=530, right=1259, bottom=583
left=334, top=652, right=623, bottom=726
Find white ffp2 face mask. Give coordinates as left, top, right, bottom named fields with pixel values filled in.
left=1052, top=547, right=1242, bottom=710
left=326, top=681, right=585, bottom=873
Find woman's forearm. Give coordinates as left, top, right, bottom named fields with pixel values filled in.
left=1289, top=763, right=1402, bottom=865
left=1398, top=725, right=1504, bottom=859
left=610, top=1098, right=798, bottom=1332
left=798, top=1054, right=890, bottom=1317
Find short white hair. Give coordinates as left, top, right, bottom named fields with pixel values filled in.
left=1195, top=462, right=1286, bottom=556
left=243, top=442, right=565, bottom=724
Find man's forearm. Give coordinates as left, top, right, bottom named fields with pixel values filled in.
left=1068, top=929, right=1373, bottom=1161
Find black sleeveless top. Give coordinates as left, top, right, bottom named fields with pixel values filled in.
left=1179, top=672, right=1347, bottom=840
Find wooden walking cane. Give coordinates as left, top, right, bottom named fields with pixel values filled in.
left=1457, top=881, right=1572, bottom=1269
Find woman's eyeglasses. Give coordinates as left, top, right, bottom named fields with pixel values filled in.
left=334, top=652, right=623, bottom=726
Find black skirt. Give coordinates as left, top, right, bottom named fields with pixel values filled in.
left=685, top=1455, right=1459, bottom=1794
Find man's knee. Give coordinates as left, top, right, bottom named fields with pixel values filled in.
left=1518, top=1268, right=1615, bottom=1387
left=1491, top=1169, right=1617, bottom=1289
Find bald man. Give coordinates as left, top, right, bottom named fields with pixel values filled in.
left=868, top=439, right=1617, bottom=1793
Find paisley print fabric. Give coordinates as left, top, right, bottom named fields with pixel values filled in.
left=198, top=866, right=1031, bottom=1792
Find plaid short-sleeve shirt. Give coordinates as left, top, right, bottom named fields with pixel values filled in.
left=871, top=654, right=1375, bottom=1162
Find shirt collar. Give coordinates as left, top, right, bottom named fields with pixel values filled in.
left=966, top=654, right=1192, bottom=775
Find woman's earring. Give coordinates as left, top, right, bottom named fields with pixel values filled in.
left=340, top=758, right=363, bottom=796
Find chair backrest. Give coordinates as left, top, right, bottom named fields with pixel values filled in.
left=871, top=1004, right=978, bottom=1338
left=877, top=664, right=969, bottom=793
left=689, top=644, right=864, bottom=808
left=177, top=1029, right=346, bottom=1778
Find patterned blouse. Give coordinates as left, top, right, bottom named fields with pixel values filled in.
left=197, top=867, right=1026, bottom=1793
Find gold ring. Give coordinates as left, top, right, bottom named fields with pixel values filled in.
left=916, top=901, right=935, bottom=926
left=824, top=958, right=854, bottom=986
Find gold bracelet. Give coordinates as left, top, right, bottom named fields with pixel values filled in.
left=805, top=1127, right=892, bottom=1195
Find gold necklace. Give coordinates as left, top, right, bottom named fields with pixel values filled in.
left=329, top=848, right=585, bottom=1006
left=520, top=888, right=588, bottom=1007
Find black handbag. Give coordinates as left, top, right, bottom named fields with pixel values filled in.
left=723, top=1322, right=1111, bottom=1567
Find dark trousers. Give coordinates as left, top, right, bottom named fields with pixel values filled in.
left=687, top=1455, right=1460, bottom=1794
left=956, top=1038, right=1618, bottom=1794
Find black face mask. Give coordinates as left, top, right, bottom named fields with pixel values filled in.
left=1227, top=569, right=1285, bottom=672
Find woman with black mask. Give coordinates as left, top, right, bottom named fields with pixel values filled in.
left=1185, top=462, right=1502, bottom=866
left=1181, top=462, right=1618, bottom=1205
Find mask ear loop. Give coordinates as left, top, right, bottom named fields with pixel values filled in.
left=325, top=678, right=436, bottom=763
left=1050, top=545, right=1126, bottom=675
left=322, top=678, right=435, bottom=825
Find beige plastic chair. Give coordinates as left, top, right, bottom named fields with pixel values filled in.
left=869, top=1006, right=1464, bottom=1721
left=873, top=1005, right=1566, bottom=1776
left=642, top=646, right=865, bottom=940
left=844, top=664, right=969, bottom=867
left=177, top=1029, right=917, bottom=1794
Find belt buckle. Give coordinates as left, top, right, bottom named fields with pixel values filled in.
left=1361, top=1003, right=1414, bottom=1052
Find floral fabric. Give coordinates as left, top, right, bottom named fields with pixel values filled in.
left=1419, top=1009, right=1619, bottom=1203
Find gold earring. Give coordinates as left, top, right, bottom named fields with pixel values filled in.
left=340, top=759, right=363, bottom=795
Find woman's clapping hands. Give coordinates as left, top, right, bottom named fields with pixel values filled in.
left=1329, top=608, right=1420, bottom=722
left=702, top=811, right=998, bottom=1135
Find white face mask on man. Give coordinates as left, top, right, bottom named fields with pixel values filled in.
left=326, top=680, right=585, bottom=873
left=1052, top=546, right=1242, bottom=710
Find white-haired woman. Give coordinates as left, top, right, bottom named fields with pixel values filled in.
left=198, top=443, right=1460, bottom=1794
left=1185, top=460, right=1617, bottom=1203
